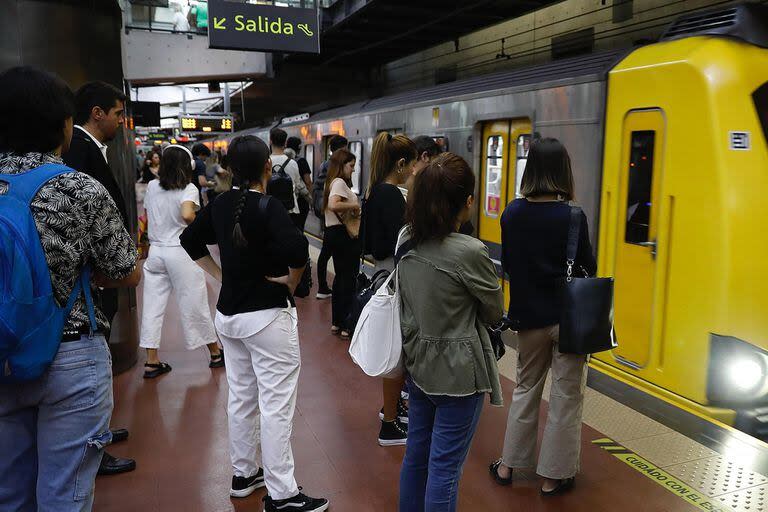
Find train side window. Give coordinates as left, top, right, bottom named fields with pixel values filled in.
left=433, top=136, right=449, bottom=152
left=349, top=141, right=363, bottom=195
left=515, top=134, right=532, bottom=198
left=485, top=135, right=504, bottom=218
left=303, top=144, right=314, bottom=176
left=625, top=130, right=656, bottom=244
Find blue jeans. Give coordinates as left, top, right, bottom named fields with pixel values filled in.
left=399, top=379, right=484, bottom=512
left=0, top=336, right=113, bottom=512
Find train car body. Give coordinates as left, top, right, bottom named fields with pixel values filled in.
left=210, top=4, right=768, bottom=436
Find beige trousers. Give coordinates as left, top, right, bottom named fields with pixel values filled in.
left=501, top=325, right=587, bottom=479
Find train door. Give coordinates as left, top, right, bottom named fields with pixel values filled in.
left=612, top=110, right=666, bottom=368
left=478, top=119, right=532, bottom=307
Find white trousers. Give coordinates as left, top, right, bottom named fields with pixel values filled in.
left=139, top=245, right=217, bottom=350
left=218, top=308, right=301, bottom=501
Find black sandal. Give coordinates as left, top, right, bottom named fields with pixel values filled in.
left=541, top=477, right=575, bottom=496
left=143, top=362, right=172, bottom=379
left=489, top=460, right=513, bottom=486
left=209, top=351, right=225, bottom=369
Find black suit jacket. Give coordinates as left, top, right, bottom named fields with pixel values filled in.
left=63, top=128, right=128, bottom=226
left=62, top=128, right=129, bottom=327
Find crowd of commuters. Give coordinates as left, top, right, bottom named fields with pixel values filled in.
left=0, top=63, right=595, bottom=512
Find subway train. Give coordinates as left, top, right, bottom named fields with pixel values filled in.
left=208, top=4, right=768, bottom=437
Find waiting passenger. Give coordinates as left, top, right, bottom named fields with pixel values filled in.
left=0, top=66, right=140, bottom=512
left=140, top=151, right=161, bottom=183
left=179, top=135, right=328, bottom=512
left=139, top=145, right=222, bottom=378
left=322, top=149, right=361, bottom=338
left=490, top=138, right=596, bottom=496
left=363, top=132, right=417, bottom=447
left=312, top=135, right=348, bottom=299
left=270, top=128, right=311, bottom=229
left=286, top=136, right=314, bottom=232
left=398, top=153, right=504, bottom=512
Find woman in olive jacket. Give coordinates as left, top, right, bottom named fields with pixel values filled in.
left=398, top=153, right=504, bottom=512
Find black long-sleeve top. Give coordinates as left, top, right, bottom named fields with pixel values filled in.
left=180, top=190, right=309, bottom=316
left=364, top=183, right=405, bottom=260
left=500, top=199, right=597, bottom=330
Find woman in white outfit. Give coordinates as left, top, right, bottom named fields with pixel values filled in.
left=180, top=135, right=328, bottom=512
left=139, top=145, right=222, bottom=378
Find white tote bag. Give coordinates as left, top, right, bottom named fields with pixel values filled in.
left=348, top=268, right=403, bottom=377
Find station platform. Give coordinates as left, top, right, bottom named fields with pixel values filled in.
left=94, top=251, right=768, bottom=512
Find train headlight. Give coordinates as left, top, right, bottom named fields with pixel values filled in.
left=727, top=356, right=764, bottom=393
left=708, top=334, right=768, bottom=404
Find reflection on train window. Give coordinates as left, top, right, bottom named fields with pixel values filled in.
left=485, top=136, right=503, bottom=218
left=515, top=134, right=532, bottom=198
left=304, top=144, right=314, bottom=175
left=432, top=136, right=449, bottom=152
left=349, top=141, right=363, bottom=195
left=625, top=130, right=656, bottom=244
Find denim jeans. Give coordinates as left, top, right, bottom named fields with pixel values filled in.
left=399, top=379, right=484, bottom=512
left=0, top=335, right=113, bottom=512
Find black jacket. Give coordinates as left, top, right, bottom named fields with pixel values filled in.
left=63, top=128, right=128, bottom=226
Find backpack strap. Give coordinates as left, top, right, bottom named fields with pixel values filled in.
left=1, top=163, right=75, bottom=205
left=64, top=265, right=98, bottom=335
left=257, top=194, right=270, bottom=214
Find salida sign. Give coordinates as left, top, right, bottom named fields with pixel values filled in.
left=208, top=0, right=320, bottom=54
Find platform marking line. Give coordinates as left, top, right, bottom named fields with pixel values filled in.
left=592, top=438, right=728, bottom=512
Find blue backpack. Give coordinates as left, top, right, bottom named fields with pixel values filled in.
left=0, top=163, right=97, bottom=383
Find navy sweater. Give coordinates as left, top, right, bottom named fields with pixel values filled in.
left=500, top=199, right=597, bottom=330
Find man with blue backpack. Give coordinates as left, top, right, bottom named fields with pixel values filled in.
left=0, top=67, right=141, bottom=511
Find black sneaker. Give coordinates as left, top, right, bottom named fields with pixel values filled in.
left=378, top=397, right=409, bottom=424
left=230, top=469, right=265, bottom=498
left=263, top=490, right=329, bottom=512
left=315, top=286, right=332, bottom=300
left=378, top=419, right=408, bottom=447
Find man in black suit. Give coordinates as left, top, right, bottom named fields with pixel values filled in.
left=63, top=81, right=136, bottom=476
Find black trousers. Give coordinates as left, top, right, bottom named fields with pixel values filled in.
left=324, top=225, right=360, bottom=328
left=317, top=218, right=332, bottom=290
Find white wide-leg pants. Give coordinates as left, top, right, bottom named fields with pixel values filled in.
left=139, top=245, right=217, bottom=350
left=218, top=308, right=301, bottom=501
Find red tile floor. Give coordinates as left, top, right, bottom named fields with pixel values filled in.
left=94, top=276, right=697, bottom=512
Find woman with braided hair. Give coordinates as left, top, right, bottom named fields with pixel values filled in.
left=180, top=136, right=329, bottom=512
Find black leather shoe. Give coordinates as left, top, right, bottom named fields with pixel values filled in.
left=110, top=429, right=129, bottom=444
left=541, top=477, right=575, bottom=496
left=97, top=451, right=136, bottom=476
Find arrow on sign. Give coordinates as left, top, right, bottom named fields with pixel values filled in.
left=213, top=17, right=226, bottom=30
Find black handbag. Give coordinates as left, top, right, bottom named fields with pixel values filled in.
left=486, top=318, right=510, bottom=361
left=558, top=207, right=617, bottom=355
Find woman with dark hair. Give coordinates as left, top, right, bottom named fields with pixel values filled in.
left=490, top=138, right=596, bottom=496
left=139, top=145, right=221, bottom=378
left=363, top=131, right=417, bottom=447
left=180, top=136, right=328, bottom=512
left=398, top=153, right=504, bottom=512
left=322, top=148, right=360, bottom=339
left=140, top=150, right=161, bottom=183
left=0, top=66, right=140, bottom=511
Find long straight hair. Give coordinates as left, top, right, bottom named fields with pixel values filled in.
left=366, top=132, right=417, bottom=198
left=322, top=149, right=355, bottom=213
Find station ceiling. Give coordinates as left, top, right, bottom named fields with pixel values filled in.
left=291, top=0, right=560, bottom=65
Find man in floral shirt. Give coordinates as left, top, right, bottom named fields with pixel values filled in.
left=0, top=67, right=140, bottom=512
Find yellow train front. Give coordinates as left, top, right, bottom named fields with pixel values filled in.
left=594, top=8, right=768, bottom=434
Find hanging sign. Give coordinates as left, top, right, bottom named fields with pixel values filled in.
left=208, top=0, right=320, bottom=54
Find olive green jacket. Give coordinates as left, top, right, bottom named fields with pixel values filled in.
left=398, top=232, right=505, bottom=406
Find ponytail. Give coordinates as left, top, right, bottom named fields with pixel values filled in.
left=227, top=135, right=271, bottom=248
left=366, top=132, right=417, bottom=198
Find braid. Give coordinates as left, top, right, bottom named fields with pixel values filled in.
left=232, top=181, right=250, bottom=248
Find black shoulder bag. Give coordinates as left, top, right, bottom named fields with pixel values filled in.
left=558, top=207, right=617, bottom=355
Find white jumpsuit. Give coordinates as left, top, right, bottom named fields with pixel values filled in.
left=139, top=181, right=217, bottom=350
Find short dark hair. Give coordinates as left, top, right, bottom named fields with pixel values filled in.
left=0, top=66, right=75, bottom=155
left=519, top=137, right=575, bottom=201
left=74, top=81, right=126, bottom=126
left=329, top=135, right=348, bottom=153
left=270, top=128, right=288, bottom=148
left=191, top=143, right=211, bottom=158
left=286, top=136, right=302, bottom=153
left=413, top=136, right=440, bottom=159
left=159, top=146, right=193, bottom=191
left=407, top=152, right=475, bottom=246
